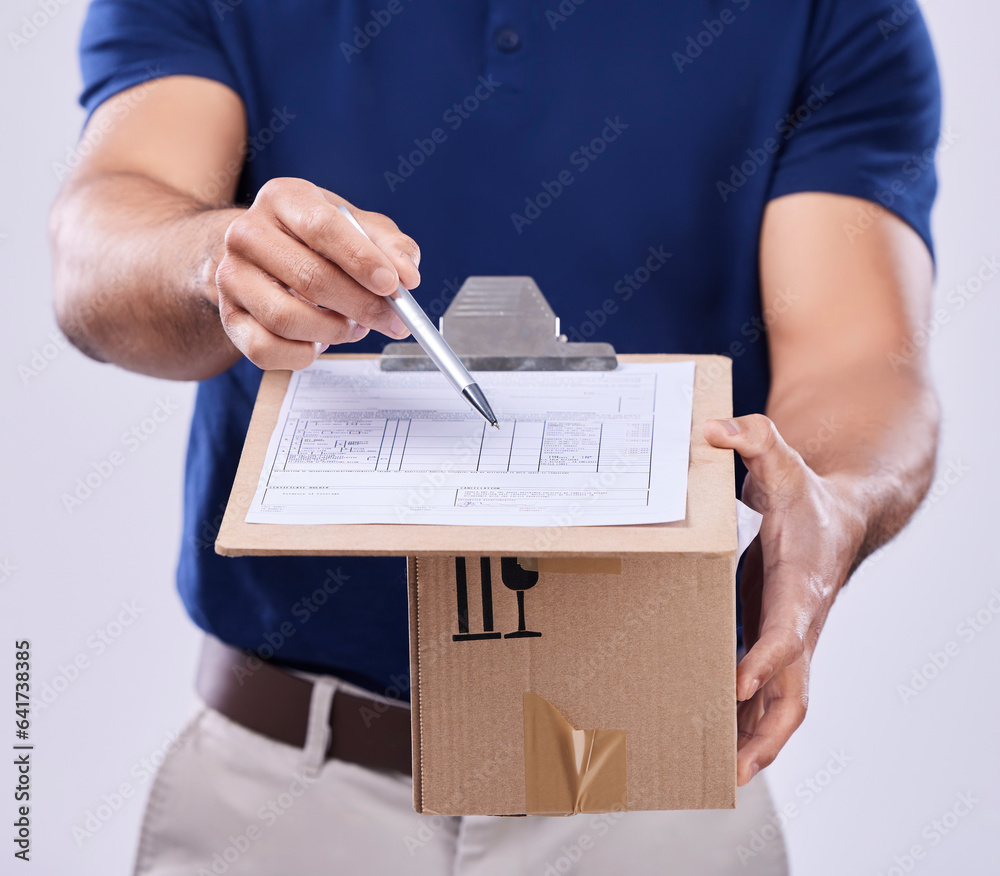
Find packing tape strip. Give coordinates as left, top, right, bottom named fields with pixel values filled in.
left=528, top=557, right=622, bottom=575
left=516, top=501, right=758, bottom=580
left=523, top=691, right=627, bottom=816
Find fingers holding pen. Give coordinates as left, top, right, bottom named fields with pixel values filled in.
left=318, top=189, right=421, bottom=278
left=233, top=222, right=411, bottom=340
left=264, top=180, right=421, bottom=298
left=217, top=265, right=366, bottom=370
left=217, top=177, right=424, bottom=370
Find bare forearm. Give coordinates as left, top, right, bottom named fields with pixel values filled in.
left=766, top=359, right=940, bottom=567
left=50, top=172, right=245, bottom=380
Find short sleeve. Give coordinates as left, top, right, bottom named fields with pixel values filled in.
left=79, top=0, right=241, bottom=118
left=768, top=0, right=942, bottom=257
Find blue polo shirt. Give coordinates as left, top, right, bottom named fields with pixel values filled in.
left=78, top=0, right=940, bottom=694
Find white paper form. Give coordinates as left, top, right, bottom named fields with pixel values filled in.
left=245, top=360, right=695, bottom=527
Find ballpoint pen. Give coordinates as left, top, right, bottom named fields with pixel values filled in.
left=336, top=205, right=499, bottom=428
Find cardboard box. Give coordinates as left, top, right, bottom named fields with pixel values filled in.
left=215, top=353, right=738, bottom=815
left=408, top=357, right=737, bottom=815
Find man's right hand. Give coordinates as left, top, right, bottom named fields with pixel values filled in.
left=217, top=178, right=421, bottom=370
left=50, top=76, right=424, bottom=380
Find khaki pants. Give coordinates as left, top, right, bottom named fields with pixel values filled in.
left=133, top=682, right=788, bottom=875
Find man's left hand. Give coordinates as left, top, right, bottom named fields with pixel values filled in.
left=704, top=413, right=866, bottom=786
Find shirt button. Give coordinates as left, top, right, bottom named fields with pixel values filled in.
left=494, top=27, right=521, bottom=53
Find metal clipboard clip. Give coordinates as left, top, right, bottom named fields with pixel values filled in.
left=380, top=276, right=617, bottom=372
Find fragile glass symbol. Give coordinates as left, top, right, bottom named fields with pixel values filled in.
left=453, top=556, right=541, bottom=641
left=499, top=557, right=541, bottom=638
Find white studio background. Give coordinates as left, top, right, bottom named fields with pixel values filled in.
left=0, top=2, right=996, bottom=874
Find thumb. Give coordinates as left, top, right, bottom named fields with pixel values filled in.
left=703, top=414, right=804, bottom=494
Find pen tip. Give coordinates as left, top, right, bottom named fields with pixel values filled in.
left=462, top=384, right=499, bottom=429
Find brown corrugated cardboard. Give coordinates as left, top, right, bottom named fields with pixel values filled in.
left=409, top=552, right=736, bottom=814
left=406, top=355, right=738, bottom=815
left=216, top=353, right=737, bottom=815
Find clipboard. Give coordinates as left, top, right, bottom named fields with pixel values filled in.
left=214, top=331, right=734, bottom=559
